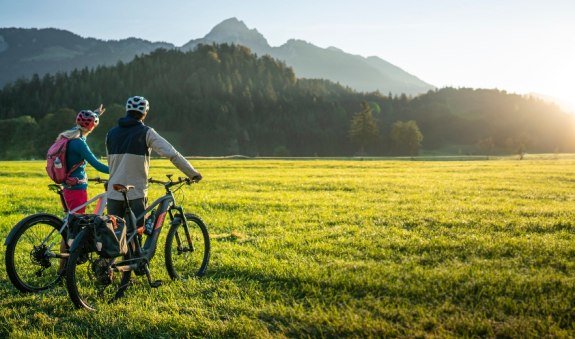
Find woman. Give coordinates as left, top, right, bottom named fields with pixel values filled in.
left=57, top=104, right=109, bottom=212
left=58, top=105, right=109, bottom=274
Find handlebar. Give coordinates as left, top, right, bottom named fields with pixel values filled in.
left=148, top=175, right=196, bottom=189
left=88, top=175, right=197, bottom=190
left=49, top=177, right=108, bottom=194
left=88, top=177, right=108, bottom=184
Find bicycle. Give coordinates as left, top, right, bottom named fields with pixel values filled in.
left=4, top=178, right=108, bottom=293
left=65, top=175, right=210, bottom=311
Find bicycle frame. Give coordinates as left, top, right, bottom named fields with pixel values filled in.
left=89, top=178, right=197, bottom=280
left=41, top=186, right=107, bottom=253
left=61, top=192, right=107, bottom=227
left=114, top=187, right=184, bottom=270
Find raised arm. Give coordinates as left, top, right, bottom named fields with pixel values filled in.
left=146, top=128, right=201, bottom=180
left=77, top=138, right=109, bottom=174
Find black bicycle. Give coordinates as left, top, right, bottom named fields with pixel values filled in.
left=65, top=175, right=210, bottom=311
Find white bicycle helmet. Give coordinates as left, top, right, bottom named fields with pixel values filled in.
left=126, top=96, right=150, bottom=114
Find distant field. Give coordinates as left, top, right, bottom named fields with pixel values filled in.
left=1, top=159, right=575, bottom=337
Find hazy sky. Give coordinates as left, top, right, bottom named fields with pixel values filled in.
left=1, top=0, right=574, bottom=110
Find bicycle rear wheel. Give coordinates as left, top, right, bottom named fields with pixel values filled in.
left=65, top=231, right=131, bottom=311
left=165, top=213, right=210, bottom=280
left=5, top=214, right=65, bottom=292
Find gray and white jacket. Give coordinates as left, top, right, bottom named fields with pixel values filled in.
left=106, top=116, right=198, bottom=200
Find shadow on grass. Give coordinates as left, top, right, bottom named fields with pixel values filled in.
left=197, top=263, right=393, bottom=336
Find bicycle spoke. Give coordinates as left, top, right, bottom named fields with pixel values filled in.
left=66, top=250, right=131, bottom=310
left=5, top=217, right=64, bottom=292
left=165, top=214, right=210, bottom=280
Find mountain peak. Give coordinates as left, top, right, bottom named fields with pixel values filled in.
left=210, top=17, right=249, bottom=32
left=202, top=17, right=270, bottom=53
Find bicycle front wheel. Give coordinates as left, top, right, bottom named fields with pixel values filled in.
left=165, top=213, right=210, bottom=280
left=65, top=231, right=132, bottom=311
left=5, top=214, right=65, bottom=292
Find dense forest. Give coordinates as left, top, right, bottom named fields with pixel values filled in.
left=0, top=44, right=572, bottom=159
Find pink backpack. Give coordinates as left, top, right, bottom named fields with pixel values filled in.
left=45, top=137, right=84, bottom=184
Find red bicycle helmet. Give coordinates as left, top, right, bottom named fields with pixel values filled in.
left=76, top=110, right=99, bottom=131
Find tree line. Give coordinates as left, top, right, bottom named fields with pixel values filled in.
left=0, top=44, right=572, bottom=159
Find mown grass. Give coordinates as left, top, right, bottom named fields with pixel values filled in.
left=1, top=158, right=575, bottom=337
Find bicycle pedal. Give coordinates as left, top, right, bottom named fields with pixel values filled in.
left=150, top=280, right=163, bottom=288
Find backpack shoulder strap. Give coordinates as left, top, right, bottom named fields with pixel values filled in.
left=66, top=160, right=85, bottom=177
left=64, top=137, right=86, bottom=177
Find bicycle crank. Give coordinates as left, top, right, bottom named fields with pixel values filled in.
left=143, top=262, right=162, bottom=288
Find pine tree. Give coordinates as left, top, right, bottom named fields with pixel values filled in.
left=348, top=101, right=379, bottom=155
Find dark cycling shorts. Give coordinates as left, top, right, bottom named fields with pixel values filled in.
left=107, top=198, right=146, bottom=227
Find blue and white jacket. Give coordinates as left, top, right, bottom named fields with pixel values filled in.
left=106, top=116, right=199, bottom=200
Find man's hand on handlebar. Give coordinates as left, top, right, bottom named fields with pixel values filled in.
left=189, top=172, right=202, bottom=183
left=148, top=174, right=201, bottom=188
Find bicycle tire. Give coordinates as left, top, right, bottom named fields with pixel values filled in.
left=65, top=230, right=132, bottom=311
left=5, top=214, right=65, bottom=292
left=165, top=213, right=210, bottom=280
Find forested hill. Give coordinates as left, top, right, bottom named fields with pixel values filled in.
left=0, top=27, right=174, bottom=88
left=0, top=44, right=572, bottom=159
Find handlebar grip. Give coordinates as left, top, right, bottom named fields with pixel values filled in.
left=88, top=177, right=108, bottom=183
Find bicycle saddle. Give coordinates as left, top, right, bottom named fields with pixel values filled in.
left=112, top=184, right=134, bottom=193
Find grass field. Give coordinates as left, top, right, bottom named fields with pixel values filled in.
left=1, top=158, right=575, bottom=337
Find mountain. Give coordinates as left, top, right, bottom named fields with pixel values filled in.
left=182, top=18, right=434, bottom=95
left=0, top=19, right=434, bottom=95
left=0, top=27, right=174, bottom=87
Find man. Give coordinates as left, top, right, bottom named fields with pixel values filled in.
left=106, top=96, right=202, bottom=226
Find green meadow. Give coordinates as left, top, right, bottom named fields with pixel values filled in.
left=1, top=158, right=575, bottom=337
